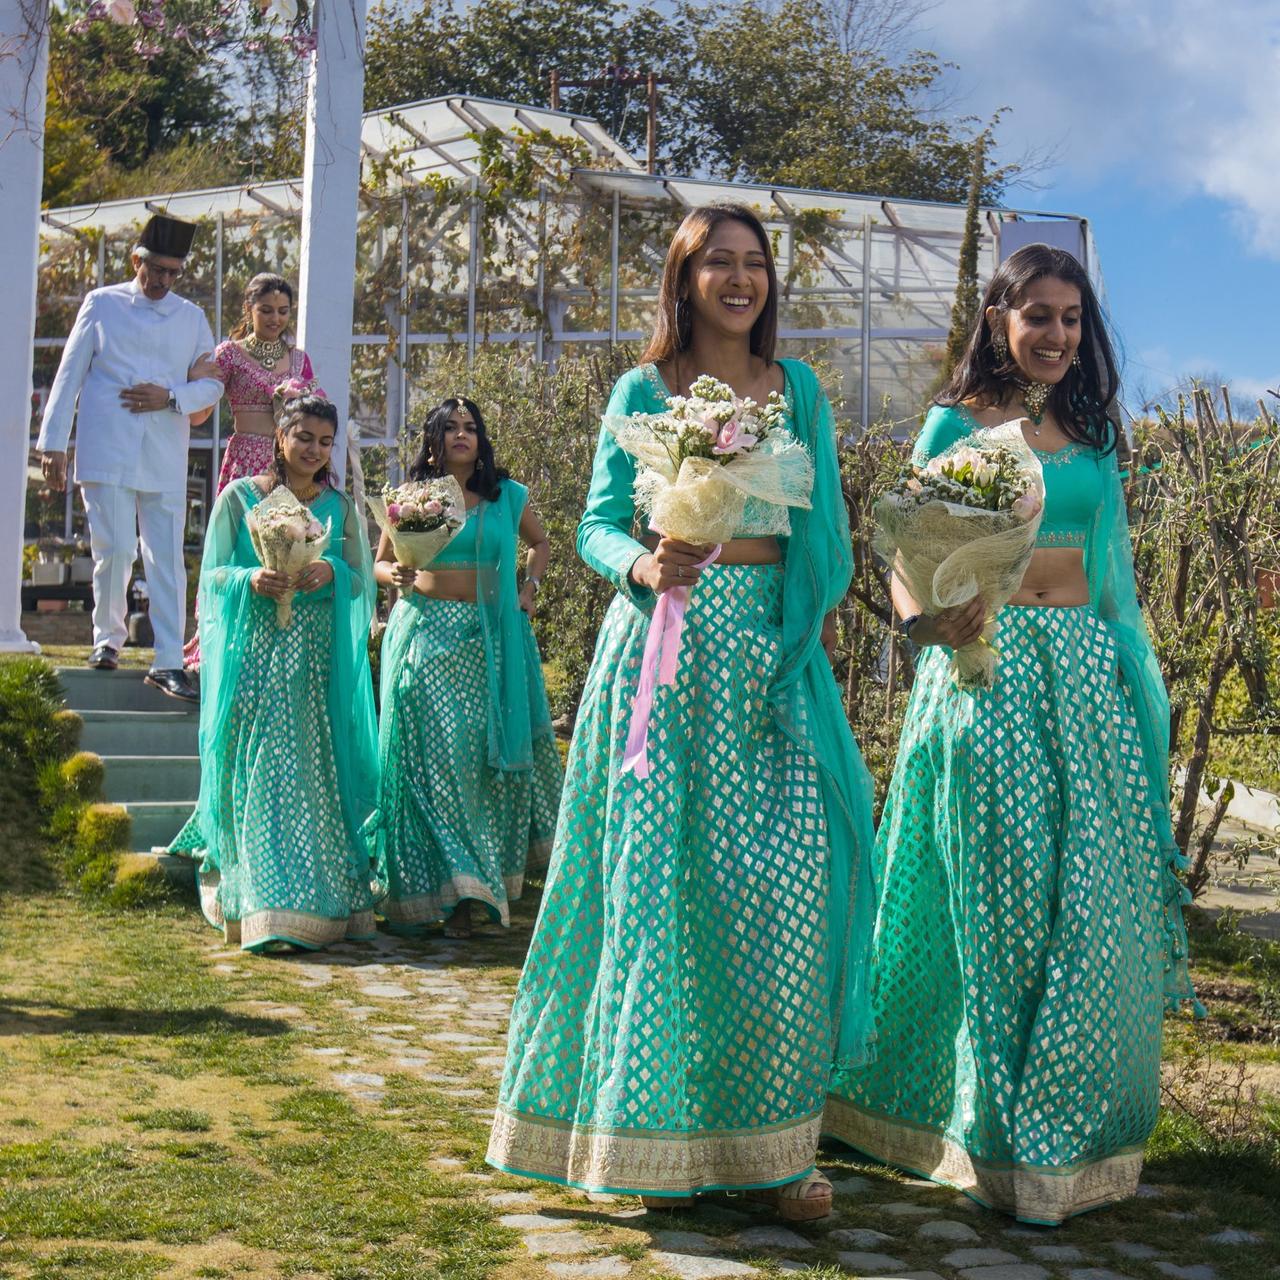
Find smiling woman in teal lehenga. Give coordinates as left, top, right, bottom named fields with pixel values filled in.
left=170, top=396, right=379, bottom=954
left=486, top=204, right=877, bottom=1221
left=823, top=245, right=1199, bottom=1225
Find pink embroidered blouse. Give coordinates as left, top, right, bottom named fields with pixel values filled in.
left=213, top=340, right=323, bottom=415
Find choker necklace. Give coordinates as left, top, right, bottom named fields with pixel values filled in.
left=245, top=334, right=288, bottom=370
left=285, top=479, right=321, bottom=502
left=1013, top=377, right=1051, bottom=429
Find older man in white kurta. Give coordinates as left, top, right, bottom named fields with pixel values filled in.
left=37, top=218, right=222, bottom=700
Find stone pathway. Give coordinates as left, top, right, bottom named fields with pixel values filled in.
left=199, top=927, right=1276, bottom=1280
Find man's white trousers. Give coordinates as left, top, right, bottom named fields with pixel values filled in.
left=80, top=483, right=187, bottom=671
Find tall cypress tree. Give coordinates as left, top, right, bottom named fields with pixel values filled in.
left=941, top=134, right=986, bottom=379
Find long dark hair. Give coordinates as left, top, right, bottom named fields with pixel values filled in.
left=408, top=397, right=508, bottom=501
left=641, top=203, right=779, bottom=367
left=938, top=243, right=1119, bottom=453
left=231, top=272, right=295, bottom=341
left=273, top=394, right=338, bottom=488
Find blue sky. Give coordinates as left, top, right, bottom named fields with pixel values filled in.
left=920, top=0, right=1280, bottom=410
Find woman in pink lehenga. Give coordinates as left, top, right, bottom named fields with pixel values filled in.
left=184, top=273, right=324, bottom=670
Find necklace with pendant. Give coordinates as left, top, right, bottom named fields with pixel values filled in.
left=1013, top=377, right=1050, bottom=430
left=245, top=334, right=288, bottom=370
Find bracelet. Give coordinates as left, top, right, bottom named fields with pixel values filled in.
left=526, top=576, right=541, bottom=594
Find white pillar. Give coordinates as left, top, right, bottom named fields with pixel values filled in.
left=0, top=0, right=49, bottom=652
left=296, top=0, right=368, bottom=484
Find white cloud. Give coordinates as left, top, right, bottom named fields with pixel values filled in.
left=922, top=0, right=1280, bottom=256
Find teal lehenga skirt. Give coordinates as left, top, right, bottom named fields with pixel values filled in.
left=366, top=593, right=562, bottom=931
left=825, top=604, right=1169, bottom=1224
left=171, top=595, right=378, bottom=953
left=487, top=565, right=834, bottom=1196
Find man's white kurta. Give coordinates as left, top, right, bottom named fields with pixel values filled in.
left=36, top=279, right=222, bottom=493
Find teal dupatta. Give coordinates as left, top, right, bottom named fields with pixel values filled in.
left=430, top=479, right=553, bottom=771
left=191, top=477, right=379, bottom=876
left=577, top=359, right=879, bottom=1071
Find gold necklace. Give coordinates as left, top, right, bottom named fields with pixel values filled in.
left=245, top=334, right=288, bottom=370
left=1013, top=377, right=1051, bottom=429
left=285, top=479, right=321, bottom=502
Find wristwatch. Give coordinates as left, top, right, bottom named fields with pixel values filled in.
left=165, top=389, right=178, bottom=412
left=897, top=613, right=922, bottom=641
left=526, top=576, right=542, bottom=595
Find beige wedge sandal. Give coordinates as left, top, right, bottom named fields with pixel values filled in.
left=747, top=1170, right=833, bottom=1222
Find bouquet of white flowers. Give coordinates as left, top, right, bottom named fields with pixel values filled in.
left=874, top=420, right=1045, bottom=689
left=246, top=485, right=331, bottom=628
left=365, top=477, right=467, bottom=590
left=606, top=374, right=813, bottom=544
left=605, top=375, right=815, bottom=777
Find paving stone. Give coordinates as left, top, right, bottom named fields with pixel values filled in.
left=696, top=1204, right=753, bottom=1226
left=648, top=1255, right=758, bottom=1279
left=433, top=1156, right=465, bottom=1168
left=834, top=1251, right=909, bottom=1272
left=1109, top=1242, right=1161, bottom=1260
left=878, top=1203, right=933, bottom=1217
left=1135, top=1183, right=1164, bottom=1198
left=1204, top=1229, right=1261, bottom=1245
left=828, top=1229, right=895, bottom=1249
left=607, top=1207, right=650, bottom=1220
left=499, top=1213, right=571, bottom=1229
left=734, top=1226, right=814, bottom=1251
left=1066, top=1270, right=1137, bottom=1280
left=524, top=1231, right=593, bottom=1256
left=359, top=983, right=413, bottom=999
left=548, top=1260, right=631, bottom=1278
left=370, top=1033, right=408, bottom=1046
left=1028, top=1245, right=1087, bottom=1263
left=1152, top=1266, right=1218, bottom=1280
left=304, top=1046, right=347, bottom=1057
left=651, top=1231, right=719, bottom=1255
left=485, top=1191, right=536, bottom=1206
left=917, top=1220, right=980, bottom=1242
left=332, top=1071, right=385, bottom=1088
left=829, top=1175, right=874, bottom=1195
left=942, top=1250, right=1021, bottom=1268
left=956, top=1267, right=1049, bottom=1280
left=350, top=1089, right=385, bottom=1101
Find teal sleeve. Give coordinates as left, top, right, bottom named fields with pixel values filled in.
left=911, top=404, right=976, bottom=464
left=575, top=369, right=657, bottom=607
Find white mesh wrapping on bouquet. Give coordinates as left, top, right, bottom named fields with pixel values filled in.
left=874, top=420, right=1045, bottom=688
left=246, top=485, right=333, bottom=629
left=604, top=414, right=814, bottom=544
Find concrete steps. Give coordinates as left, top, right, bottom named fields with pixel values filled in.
left=56, top=668, right=199, bottom=882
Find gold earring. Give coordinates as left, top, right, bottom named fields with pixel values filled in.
left=992, top=326, right=1009, bottom=363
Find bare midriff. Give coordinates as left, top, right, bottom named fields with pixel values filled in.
left=640, top=534, right=782, bottom=565
left=410, top=566, right=479, bottom=602
left=1008, top=547, right=1089, bottom=607
left=231, top=410, right=277, bottom=439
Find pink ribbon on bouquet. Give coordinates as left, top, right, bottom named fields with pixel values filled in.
left=621, top=544, right=721, bottom=779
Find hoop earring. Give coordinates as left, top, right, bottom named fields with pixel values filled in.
left=991, top=325, right=1009, bottom=364
left=675, top=296, right=692, bottom=348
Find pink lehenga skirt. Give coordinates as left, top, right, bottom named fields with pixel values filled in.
left=184, top=434, right=277, bottom=672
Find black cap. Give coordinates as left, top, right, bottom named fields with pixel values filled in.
left=138, top=214, right=197, bottom=260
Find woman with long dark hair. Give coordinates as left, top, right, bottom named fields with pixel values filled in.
left=171, top=395, right=379, bottom=952
left=486, top=204, right=877, bottom=1220
left=365, top=397, right=561, bottom=939
left=824, top=244, right=1197, bottom=1222
left=185, top=273, right=323, bottom=670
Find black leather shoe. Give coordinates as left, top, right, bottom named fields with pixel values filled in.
left=144, top=669, right=199, bottom=704
left=87, top=644, right=119, bottom=670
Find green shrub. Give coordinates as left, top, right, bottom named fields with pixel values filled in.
left=51, top=708, right=83, bottom=756
left=46, top=799, right=83, bottom=846
left=76, top=803, right=132, bottom=858
left=61, top=751, right=105, bottom=801
left=37, top=757, right=68, bottom=810
left=0, top=657, right=64, bottom=778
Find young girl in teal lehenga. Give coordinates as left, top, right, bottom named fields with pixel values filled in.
left=824, top=244, right=1199, bottom=1224
left=487, top=204, right=877, bottom=1221
left=171, top=395, right=379, bottom=953
left=364, top=398, right=562, bottom=938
